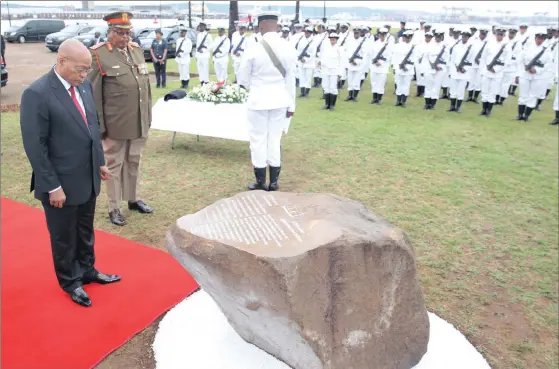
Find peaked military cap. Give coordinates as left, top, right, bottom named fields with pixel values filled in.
left=378, top=27, right=388, bottom=34
left=425, top=31, right=434, bottom=37
left=329, top=32, right=340, bottom=38
left=103, top=11, right=133, bottom=29
left=258, top=11, right=280, bottom=23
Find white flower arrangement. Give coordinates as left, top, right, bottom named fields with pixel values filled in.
left=188, top=81, right=248, bottom=104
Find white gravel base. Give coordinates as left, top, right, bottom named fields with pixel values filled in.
left=153, top=290, right=491, bottom=369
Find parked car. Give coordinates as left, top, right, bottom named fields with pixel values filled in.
left=1, top=56, right=7, bottom=88
left=4, top=19, right=65, bottom=44
left=73, top=25, right=108, bottom=47
left=140, top=26, right=196, bottom=61
left=133, top=27, right=158, bottom=39
left=45, top=24, right=94, bottom=52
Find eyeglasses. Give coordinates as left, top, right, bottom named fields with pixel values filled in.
left=74, top=66, right=93, bottom=74
left=112, top=30, right=131, bottom=37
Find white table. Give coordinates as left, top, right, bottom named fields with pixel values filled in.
left=150, top=98, right=250, bottom=149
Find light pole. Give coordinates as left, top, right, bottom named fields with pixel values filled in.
left=7, top=1, right=12, bottom=26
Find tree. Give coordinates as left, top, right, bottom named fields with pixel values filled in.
left=228, top=1, right=239, bottom=40
left=188, top=1, right=192, bottom=28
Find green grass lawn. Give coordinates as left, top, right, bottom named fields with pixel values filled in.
left=1, top=75, right=557, bottom=369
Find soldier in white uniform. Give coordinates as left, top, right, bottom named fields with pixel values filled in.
left=175, top=27, right=192, bottom=89
left=539, top=27, right=558, bottom=108
left=441, top=29, right=461, bottom=99
left=551, top=44, right=559, bottom=125
left=291, top=24, right=305, bottom=87
left=313, top=23, right=328, bottom=88
left=359, top=26, right=373, bottom=88
left=337, top=22, right=351, bottom=89
left=319, top=32, right=344, bottom=110
left=422, top=30, right=449, bottom=109
left=392, top=30, right=417, bottom=107
left=479, top=27, right=510, bottom=117
left=414, top=23, right=432, bottom=97
left=516, top=31, right=552, bottom=122
left=296, top=26, right=316, bottom=98
left=497, top=27, right=521, bottom=105
left=281, top=26, right=291, bottom=40
left=344, top=27, right=367, bottom=102
left=237, top=12, right=296, bottom=191
left=368, top=27, right=393, bottom=105
left=448, top=30, right=474, bottom=113
left=466, top=27, right=489, bottom=104
left=231, top=22, right=248, bottom=83
left=210, top=27, right=230, bottom=83
left=195, top=21, right=212, bottom=85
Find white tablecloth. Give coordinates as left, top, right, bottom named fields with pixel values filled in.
left=151, top=98, right=250, bottom=142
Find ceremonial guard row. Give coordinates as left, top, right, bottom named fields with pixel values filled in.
left=181, top=21, right=558, bottom=125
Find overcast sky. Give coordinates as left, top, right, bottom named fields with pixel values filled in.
left=5, top=1, right=559, bottom=16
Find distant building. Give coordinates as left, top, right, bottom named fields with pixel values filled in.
left=82, top=1, right=94, bottom=11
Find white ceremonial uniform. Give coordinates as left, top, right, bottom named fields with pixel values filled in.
left=320, top=41, right=344, bottom=95
left=412, top=29, right=425, bottom=46
left=237, top=32, right=296, bottom=168
left=480, top=39, right=510, bottom=104
left=423, top=40, right=449, bottom=101
left=291, top=32, right=305, bottom=83
left=360, top=33, right=373, bottom=81
left=500, top=39, right=521, bottom=98
left=195, top=31, right=213, bottom=83
left=231, top=32, right=248, bottom=82
left=517, top=43, right=552, bottom=108
left=314, top=32, right=329, bottom=79
left=392, top=41, right=417, bottom=96
left=554, top=49, right=559, bottom=112
left=338, top=31, right=351, bottom=82
left=175, top=36, right=193, bottom=82
left=542, top=37, right=558, bottom=96
left=210, top=34, right=230, bottom=83
left=415, top=39, right=431, bottom=88
left=442, top=38, right=461, bottom=89
left=517, top=32, right=532, bottom=51
left=296, top=35, right=317, bottom=90
left=468, top=37, right=488, bottom=93
left=386, top=33, right=396, bottom=45
left=449, top=41, right=475, bottom=101
left=368, top=38, right=393, bottom=94
left=346, top=36, right=367, bottom=92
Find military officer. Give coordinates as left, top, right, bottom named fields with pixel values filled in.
left=291, top=23, right=305, bottom=87
left=175, top=27, right=192, bottom=89
left=414, top=25, right=433, bottom=97
left=88, top=11, right=153, bottom=226
left=497, top=27, right=520, bottom=105
left=195, top=21, right=212, bottom=85
left=441, top=28, right=461, bottom=99
left=313, top=23, right=328, bottom=88
left=516, top=31, right=552, bottom=122
left=211, top=27, right=230, bottom=83
left=368, top=27, right=393, bottom=105
left=423, top=30, right=449, bottom=109
left=392, top=30, right=417, bottom=107
left=296, top=26, right=316, bottom=98
left=479, top=27, right=510, bottom=117
left=344, top=27, right=367, bottom=102
left=448, top=29, right=474, bottom=113
left=337, top=22, right=351, bottom=89
left=466, top=27, right=489, bottom=103
left=320, top=32, right=344, bottom=110
left=237, top=12, right=296, bottom=191
left=231, top=22, right=248, bottom=83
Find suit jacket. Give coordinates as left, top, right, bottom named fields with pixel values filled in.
left=20, top=69, right=105, bottom=206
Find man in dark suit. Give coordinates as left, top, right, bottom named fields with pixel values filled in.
left=20, top=39, right=121, bottom=307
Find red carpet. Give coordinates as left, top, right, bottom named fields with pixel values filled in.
left=1, top=197, right=199, bottom=369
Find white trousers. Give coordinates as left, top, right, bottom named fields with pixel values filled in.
left=196, top=56, right=210, bottom=83
left=299, top=67, right=313, bottom=88
left=468, top=67, right=483, bottom=91
left=449, top=78, right=468, bottom=100
left=213, top=57, right=229, bottom=83
left=313, top=64, right=321, bottom=78
left=233, top=59, right=241, bottom=81
left=340, top=67, right=347, bottom=80
left=347, top=70, right=362, bottom=91
left=481, top=76, right=502, bottom=103
left=247, top=108, right=286, bottom=168
left=370, top=72, right=388, bottom=94
left=177, top=61, right=190, bottom=81
left=395, top=74, right=413, bottom=96
left=415, top=68, right=425, bottom=86
left=322, top=74, right=339, bottom=95
left=500, top=71, right=516, bottom=97
left=518, top=78, right=548, bottom=108
left=424, top=72, right=444, bottom=99
left=442, top=72, right=451, bottom=88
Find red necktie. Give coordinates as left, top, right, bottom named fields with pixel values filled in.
left=69, top=86, right=88, bottom=126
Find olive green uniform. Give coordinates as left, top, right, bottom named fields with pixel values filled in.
left=88, top=41, right=152, bottom=212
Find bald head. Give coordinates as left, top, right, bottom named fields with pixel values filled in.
left=56, top=39, right=92, bottom=87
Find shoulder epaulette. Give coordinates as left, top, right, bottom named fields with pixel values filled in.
left=129, top=41, right=140, bottom=48
left=90, top=42, right=106, bottom=50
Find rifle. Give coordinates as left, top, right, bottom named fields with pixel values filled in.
left=398, top=44, right=415, bottom=71
left=231, top=36, right=246, bottom=55
left=474, top=41, right=487, bottom=65
left=457, top=44, right=473, bottom=73
left=340, top=33, right=348, bottom=46
left=315, top=33, right=328, bottom=57
left=212, top=36, right=227, bottom=57
left=449, top=39, right=460, bottom=55
left=297, top=38, right=313, bottom=62
left=176, top=38, right=186, bottom=58
left=524, top=46, right=547, bottom=72
left=295, top=34, right=304, bottom=49
left=372, top=42, right=388, bottom=64
left=487, top=43, right=506, bottom=71
left=197, top=33, right=209, bottom=53
left=349, top=37, right=367, bottom=64
left=430, top=45, right=446, bottom=69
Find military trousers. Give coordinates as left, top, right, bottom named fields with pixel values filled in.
left=554, top=83, right=559, bottom=111
left=322, top=71, right=339, bottom=95
left=213, top=56, right=229, bottom=83
left=468, top=67, right=483, bottom=91
left=369, top=72, right=388, bottom=94
left=247, top=108, right=286, bottom=168
left=481, top=75, right=503, bottom=104
left=500, top=71, right=516, bottom=99
left=102, top=137, right=147, bottom=212
left=177, top=61, right=191, bottom=81
left=347, top=70, right=362, bottom=91
left=518, top=77, right=547, bottom=108
left=298, top=67, right=313, bottom=88
left=449, top=78, right=468, bottom=100
left=196, top=55, right=210, bottom=83
left=395, top=74, right=413, bottom=96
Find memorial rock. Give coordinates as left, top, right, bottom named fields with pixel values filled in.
left=166, top=191, right=429, bottom=369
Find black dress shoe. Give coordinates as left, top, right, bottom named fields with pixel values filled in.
left=69, top=287, right=91, bottom=307
left=84, top=272, right=121, bottom=285
left=128, top=200, right=153, bottom=213
left=109, top=209, right=126, bottom=226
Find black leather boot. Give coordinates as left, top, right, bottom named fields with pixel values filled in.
left=268, top=166, right=281, bottom=191
left=330, top=94, right=337, bottom=110
left=430, top=98, right=437, bottom=109
left=467, top=90, right=474, bottom=101
left=321, top=94, right=331, bottom=110
left=473, top=90, right=481, bottom=103
left=184, top=80, right=189, bottom=89
left=516, top=104, right=526, bottom=120
left=486, top=102, right=494, bottom=117
left=377, top=93, right=383, bottom=104
left=360, top=79, right=365, bottom=88
left=495, top=95, right=502, bottom=105
left=299, top=87, right=305, bottom=98
left=345, top=90, right=354, bottom=101
left=479, top=101, right=487, bottom=116
left=416, top=86, right=422, bottom=97
left=394, top=94, right=402, bottom=106
left=500, top=96, right=506, bottom=105
left=312, top=77, right=319, bottom=88
left=401, top=95, right=408, bottom=107
left=447, top=98, right=457, bottom=112
left=523, top=107, right=533, bottom=121
left=441, top=87, right=449, bottom=99
left=550, top=110, right=559, bottom=125
left=353, top=90, right=359, bottom=102
left=424, top=97, right=430, bottom=109
left=535, top=99, right=542, bottom=111
left=510, top=85, right=517, bottom=96
left=371, top=92, right=378, bottom=104
left=546, top=89, right=551, bottom=98
left=296, top=78, right=300, bottom=87
left=455, top=99, right=463, bottom=113
left=248, top=167, right=267, bottom=191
